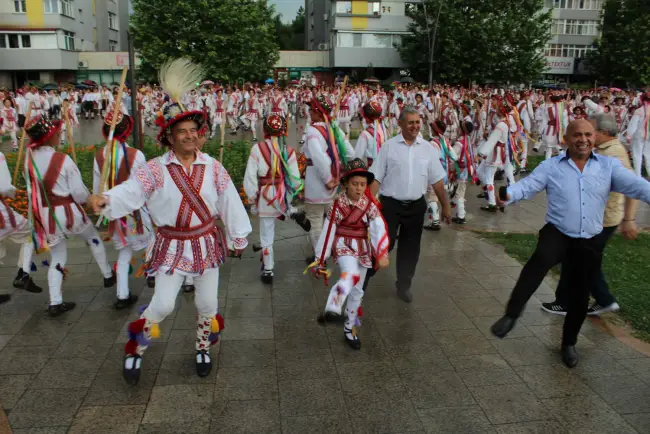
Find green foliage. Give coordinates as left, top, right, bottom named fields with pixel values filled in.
left=478, top=231, right=650, bottom=342
left=586, top=0, right=650, bottom=87
left=397, top=0, right=551, bottom=84
left=274, top=5, right=305, bottom=51
left=130, top=0, right=280, bottom=83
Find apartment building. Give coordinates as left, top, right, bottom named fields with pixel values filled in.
left=0, top=0, right=129, bottom=89
left=543, top=0, right=603, bottom=77
left=306, top=0, right=420, bottom=80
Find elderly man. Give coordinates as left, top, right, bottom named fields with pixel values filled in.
left=542, top=114, right=638, bottom=317
left=491, top=119, right=650, bottom=368
left=363, top=106, right=451, bottom=303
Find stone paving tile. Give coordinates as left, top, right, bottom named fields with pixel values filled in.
left=1, top=214, right=650, bottom=433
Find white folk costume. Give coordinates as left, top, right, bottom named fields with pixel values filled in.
left=241, top=94, right=261, bottom=140
left=23, top=116, right=114, bottom=317
left=451, top=121, right=476, bottom=224
left=337, top=92, right=352, bottom=135
left=60, top=98, right=79, bottom=146
left=313, top=160, right=389, bottom=349
left=0, top=151, right=42, bottom=294
left=354, top=101, right=387, bottom=168
left=627, top=94, right=650, bottom=177
left=210, top=92, right=226, bottom=138
left=96, top=59, right=252, bottom=385
left=302, top=96, right=354, bottom=256
left=540, top=95, right=569, bottom=160
left=516, top=93, right=534, bottom=171
left=1, top=104, right=19, bottom=150
left=243, top=114, right=307, bottom=283
left=93, top=112, right=153, bottom=308
left=425, top=122, right=458, bottom=230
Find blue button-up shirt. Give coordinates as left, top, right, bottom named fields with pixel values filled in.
left=507, top=152, right=650, bottom=238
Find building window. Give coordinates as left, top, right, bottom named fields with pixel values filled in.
left=108, top=12, right=119, bottom=30
left=21, top=34, right=31, bottom=48
left=14, top=0, right=26, bottom=13
left=369, top=1, right=381, bottom=14
left=109, top=40, right=118, bottom=51
left=550, top=0, right=602, bottom=9
left=545, top=43, right=595, bottom=57
left=335, top=1, right=352, bottom=14
left=64, top=30, right=75, bottom=50
left=61, top=0, right=74, bottom=18
left=337, top=32, right=405, bottom=48
left=551, top=19, right=599, bottom=35
left=8, top=34, right=19, bottom=48
left=43, top=0, right=58, bottom=13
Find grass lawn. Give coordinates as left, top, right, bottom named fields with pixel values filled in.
left=477, top=231, right=650, bottom=342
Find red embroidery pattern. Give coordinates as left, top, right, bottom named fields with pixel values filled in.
left=213, top=160, right=231, bottom=194
left=135, top=160, right=164, bottom=197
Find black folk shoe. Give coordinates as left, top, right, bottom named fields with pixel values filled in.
left=114, top=294, right=139, bottom=310
left=123, top=354, right=142, bottom=386
left=48, top=301, right=76, bottom=317
left=344, top=328, right=361, bottom=350
left=196, top=350, right=212, bottom=377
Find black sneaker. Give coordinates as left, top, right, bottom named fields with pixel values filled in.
left=114, top=294, right=139, bottom=310
left=541, top=301, right=567, bottom=316
left=104, top=272, right=116, bottom=288
left=48, top=301, right=76, bottom=317
left=587, top=302, right=620, bottom=316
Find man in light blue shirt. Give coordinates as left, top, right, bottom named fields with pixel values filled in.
left=491, top=119, right=650, bottom=368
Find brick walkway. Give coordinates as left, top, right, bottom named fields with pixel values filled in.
left=1, top=217, right=649, bottom=433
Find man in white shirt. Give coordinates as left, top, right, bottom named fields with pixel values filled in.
left=365, top=106, right=451, bottom=303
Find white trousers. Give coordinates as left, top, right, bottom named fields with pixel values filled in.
left=483, top=166, right=499, bottom=206
left=324, top=255, right=367, bottom=330
left=631, top=139, right=650, bottom=177
left=305, top=203, right=328, bottom=250
left=455, top=181, right=467, bottom=219
left=259, top=216, right=275, bottom=271
left=520, top=137, right=529, bottom=167
left=117, top=246, right=133, bottom=300
left=137, top=267, right=220, bottom=354
left=48, top=224, right=112, bottom=305
left=0, top=221, right=34, bottom=272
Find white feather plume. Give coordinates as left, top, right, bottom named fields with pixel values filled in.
left=158, top=58, right=204, bottom=104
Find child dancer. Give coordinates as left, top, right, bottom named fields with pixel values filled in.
left=313, top=159, right=389, bottom=349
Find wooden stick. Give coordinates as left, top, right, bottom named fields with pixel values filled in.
left=62, top=100, right=77, bottom=164
left=332, top=76, right=348, bottom=121
left=218, top=118, right=226, bottom=162
left=99, top=67, right=128, bottom=193
left=13, top=102, right=33, bottom=186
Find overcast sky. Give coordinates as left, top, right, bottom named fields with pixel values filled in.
left=269, top=0, right=302, bottom=22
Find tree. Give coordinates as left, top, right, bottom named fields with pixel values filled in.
left=586, top=0, right=650, bottom=87
left=131, top=0, right=280, bottom=83
left=397, top=0, right=551, bottom=85
left=273, top=6, right=305, bottom=50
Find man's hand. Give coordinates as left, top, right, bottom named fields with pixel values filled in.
left=88, top=194, right=107, bottom=214
left=326, top=179, right=339, bottom=190
left=440, top=202, right=452, bottom=224
left=620, top=220, right=638, bottom=240
left=496, top=192, right=509, bottom=209
left=377, top=256, right=389, bottom=269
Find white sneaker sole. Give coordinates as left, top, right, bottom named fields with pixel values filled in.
left=587, top=302, right=620, bottom=316
left=540, top=305, right=567, bottom=316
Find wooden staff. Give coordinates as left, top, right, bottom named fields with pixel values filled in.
left=99, top=67, right=128, bottom=193
left=13, top=102, right=33, bottom=186
left=218, top=119, right=226, bottom=162
left=62, top=100, right=77, bottom=164
left=332, top=76, right=348, bottom=121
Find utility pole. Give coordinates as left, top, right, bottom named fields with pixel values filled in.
left=128, top=29, right=141, bottom=149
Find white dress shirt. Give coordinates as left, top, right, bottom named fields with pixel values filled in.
left=369, top=134, right=446, bottom=201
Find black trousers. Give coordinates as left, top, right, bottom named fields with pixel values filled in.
left=505, top=223, right=608, bottom=346
left=363, top=195, right=427, bottom=292
left=555, top=225, right=617, bottom=308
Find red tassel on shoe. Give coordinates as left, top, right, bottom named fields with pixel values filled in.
left=124, top=339, right=138, bottom=356
left=216, top=313, right=225, bottom=330
left=128, top=318, right=146, bottom=335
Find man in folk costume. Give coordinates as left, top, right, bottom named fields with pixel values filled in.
left=625, top=92, right=650, bottom=178
left=88, top=59, right=252, bottom=384
left=354, top=101, right=387, bottom=167
left=209, top=88, right=226, bottom=139
left=517, top=91, right=534, bottom=173
left=538, top=92, right=569, bottom=160
left=244, top=114, right=309, bottom=284
left=269, top=88, right=288, bottom=118
left=0, top=150, right=43, bottom=294
left=60, top=95, right=79, bottom=147
left=92, top=111, right=153, bottom=309
left=314, top=158, right=389, bottom=349
left=451, top=120, right=477, bottom=224
left=477, top=99, right=514, bottom=212
left=336, top=88, right=352, bottom=135
left=24, top=116, right=115, bottom=317
left=302, top=95, right=354, bottom=262
left=241, top=90, right=261, bottom=142
left=612, top=96, right=627, bottom=131
left=425, top=120, right=458, bottom=230
left=440, top=92, right=459, bottom=142
left=226, top=87, right=239, bottom=134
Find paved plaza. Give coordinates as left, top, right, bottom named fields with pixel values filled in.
left=1, top=117, right=650, bottom=432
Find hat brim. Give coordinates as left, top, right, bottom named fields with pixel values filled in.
left=341, top=168, right=375, bottom=184
left=28, top=120, right=63, bottom=148
left=156, top=111, right=206, bottom=147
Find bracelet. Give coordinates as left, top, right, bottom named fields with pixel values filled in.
left=623, top=219, right=635, bottom=222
